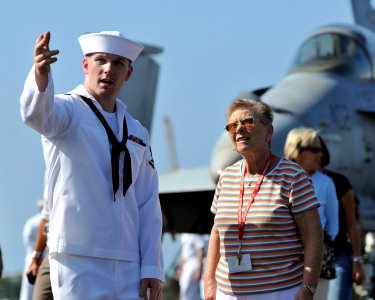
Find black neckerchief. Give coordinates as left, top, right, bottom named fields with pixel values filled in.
left=79, top=95, right=132, bottom=200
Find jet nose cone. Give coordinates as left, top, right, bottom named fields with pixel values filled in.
left=271, top=112, right=304, bottom=157
left=209, top=132, right=241, bottom=183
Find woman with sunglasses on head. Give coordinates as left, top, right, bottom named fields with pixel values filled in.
left=284, top=127, right=339, bottom=300
left=204, top=99, right=323, bottom=300
left=318, top=135, right=365, bottom=300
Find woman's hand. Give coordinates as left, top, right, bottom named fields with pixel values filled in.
left=353, top=262, right=365, bottom=285
left=204, top=277, right=217, bottom=300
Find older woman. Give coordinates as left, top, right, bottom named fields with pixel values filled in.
left=284, top=127, right=339, bottom=300
left=204, top=99, right=323, bottom=300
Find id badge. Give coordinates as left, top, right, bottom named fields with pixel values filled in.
left=227, top=253, right=252, bottom=274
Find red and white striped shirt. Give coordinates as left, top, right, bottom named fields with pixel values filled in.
left=211, top=157, right=319, bottom=295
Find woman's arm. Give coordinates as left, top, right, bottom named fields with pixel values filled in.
left=203, top=225, right=220, bottom=300
left=27, top=218, right=48, bottom=278
left=294, top=208, right=324, bottom=300
left=342, top=189, right=365, bottom=284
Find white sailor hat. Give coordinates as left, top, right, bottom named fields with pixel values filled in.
left=78, top=31, right=144, bottom=62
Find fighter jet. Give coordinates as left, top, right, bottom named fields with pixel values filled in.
left=210, top=22, right=375, bottom=230
left=119, top=43, right=163, bottom=133
left=160, top=1, right=375, bottom=235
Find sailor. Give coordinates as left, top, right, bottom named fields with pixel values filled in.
left=20, top=30, right=164, bottom=300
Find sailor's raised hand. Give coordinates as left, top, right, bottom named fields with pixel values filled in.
left=33, top=31, right=59, bottom=92
left=34, top=31, right=59, bottom=76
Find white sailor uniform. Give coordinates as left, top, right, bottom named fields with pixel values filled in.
left=20, top=66, right=164, bottom=299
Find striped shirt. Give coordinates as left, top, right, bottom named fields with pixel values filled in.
left=211, top=157, right=319, bottom=295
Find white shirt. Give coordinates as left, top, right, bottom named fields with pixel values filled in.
left=20, top=66, right=164, bottom=281
left=181, top=233, right=206, bottom=263
left=311, top=171, right=339, bottom=240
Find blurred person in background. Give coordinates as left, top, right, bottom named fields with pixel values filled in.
left=20, top=200, right=43, bottom=300
left=28, top=196, right=53, bottom=300
left=284, top=127, right=339, bottom=300
left=176, top=233, right=206, bottom=300
left=318, top=135, right=365, bottom=300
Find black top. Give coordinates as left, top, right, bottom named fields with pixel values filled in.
left=323, top=169, right=353, bottom=252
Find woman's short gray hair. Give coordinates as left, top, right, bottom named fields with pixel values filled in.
left=284, top=127, right=318, bottom=161
left=226, top=98, right=273, bottom=125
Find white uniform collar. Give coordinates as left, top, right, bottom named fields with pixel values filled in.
left=69, top=84, right=128, bottom=138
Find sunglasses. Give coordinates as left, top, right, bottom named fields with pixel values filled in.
left=225, top=118, right=256, bottom=134
left=299, top=146, right=322, bottom=153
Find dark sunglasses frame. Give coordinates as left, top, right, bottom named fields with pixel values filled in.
left=225, top=118, right=255, bottom=133
left=299, top=146, right=322, bottom=153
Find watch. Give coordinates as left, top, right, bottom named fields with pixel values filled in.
left=353, top=256, right=364, bottom=264
left=302, top=284, right=317, bottom=294
left=31, top=250, right=42, bottom=259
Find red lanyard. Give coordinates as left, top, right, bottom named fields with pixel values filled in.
left=238, top=154, right=272, bottom=242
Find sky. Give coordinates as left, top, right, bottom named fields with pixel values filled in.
left=0, top=0, right=354, bottom=275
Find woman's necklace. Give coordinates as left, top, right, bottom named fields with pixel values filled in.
left=246, top=177, right=257, bottom=186
left=244, top=154, right=271, bottom=186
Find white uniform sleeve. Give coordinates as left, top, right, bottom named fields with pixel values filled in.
left=20, top=65, right=72, bottom=137
left=325, top=178, right=339, bottom=240
left=134, top=132, right=165, bottom=282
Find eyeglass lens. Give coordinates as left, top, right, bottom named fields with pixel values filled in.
left=225, top=118, right=255, bottom=133
left=300, top=147, right=322, bottom=153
